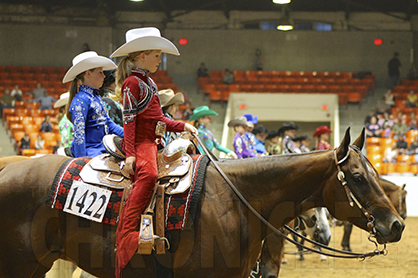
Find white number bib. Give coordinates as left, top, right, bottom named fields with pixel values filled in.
left=63, top=180, right=112, bottom=223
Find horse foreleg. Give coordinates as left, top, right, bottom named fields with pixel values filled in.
left=259, top=234, right=284, bottom=278
left=341, top=222, right=353, bottom=251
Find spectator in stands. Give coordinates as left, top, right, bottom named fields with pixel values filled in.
left=159, top=88, right=185, bottom=147
left=223, top=69, right=234, bottom=84
left=313, top=125, right=333, bottom=150
left=409, top=135, right=418, bottom=154
left=388, top=52, right=401, bottom=89
left=32, top=90, right=57, bottom=110
left=378, top=111, right=394, bottom=128
left=197, top=62, right=209, bottom=78
left=364, top=111, right=375, bottom=125
left=383, top=89, right=395, bottom=107
left=64, top=51, right=123, bottom=158
left=243, top=113, right=258, bottom=156
left=182, top=101, right=193, bottom=121
left=279, top=122, right=300, bottom=154
left=190, top=106, right=237, bottom=158
left=252, top=125, right=268, bottom=155
left=35, top=134, right=45, bottom=150
left=40, top=115, right=53, bottom=132
left=396, top=134, right=409, bottom=154
left=27, top=82, right=47, bottom=99
left=11, top=84, right=23, bottom=101
left=228, top=117, right=256, bottom=159
left=406, top=90, right=417, bottom=107
left=0, top=88, right=15, bottom=118
left=264, top=130, right=281, bottom=155
left=255, top=48, right=263, bottom=71
left=99, top=70, right=123, bottom=127
left=54, top=92, right=74, bottom=149
left=365, top=116, right=383, bottom=138
left=382, top=123, right=392, bottom=138
left=383, top=142, right=398, bottom=163
left=392, top=118, right=408, bottom=139
left=18, top=133, right=31, bottom=154
left=408, top=118, right=417, bottom=130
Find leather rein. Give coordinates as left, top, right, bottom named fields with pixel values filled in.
left=193, top=134, right=387, bottom=260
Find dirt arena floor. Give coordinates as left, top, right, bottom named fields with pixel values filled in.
left=279, top=216, right=417, bottom=278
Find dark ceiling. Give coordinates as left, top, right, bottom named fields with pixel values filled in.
left=3, top=0, right=418, bottom=17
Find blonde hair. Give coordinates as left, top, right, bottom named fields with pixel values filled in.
left=113, top=50, right=153, bottom=102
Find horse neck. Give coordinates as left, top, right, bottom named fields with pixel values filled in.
left=380, top=179, right=399, bottom=196
left=224, top=151, right=336, bottom=223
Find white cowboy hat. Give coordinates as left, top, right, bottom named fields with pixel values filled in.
left=62, top=51, right=117, bottom=83
left=159, top=89, right=184, bottom=108
left=54, top=92, right=70, bottom=108
left=110, top=27, right=180, bottom=58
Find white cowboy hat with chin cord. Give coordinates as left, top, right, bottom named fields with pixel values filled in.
left=62, top=51, right=117, bottom=83
left=110, top=27, right=180, bottom=58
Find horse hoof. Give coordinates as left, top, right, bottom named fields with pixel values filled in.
left=282, top=259, right=289, bottom=265
left=320, top=255, right=327, bottom=261
left=298, top=256, right=305, bottom=261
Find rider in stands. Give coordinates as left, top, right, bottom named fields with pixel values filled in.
left=279, top=122, right=301, bottom=154
left=313, top=125, right=333, bottom=150
left=110, top=27, right=197, bottom=277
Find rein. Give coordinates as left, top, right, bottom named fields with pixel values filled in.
left=193, top=134, right=386, bottom=259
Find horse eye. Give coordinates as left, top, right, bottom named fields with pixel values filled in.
left=352, top=176, right=362, bottom=183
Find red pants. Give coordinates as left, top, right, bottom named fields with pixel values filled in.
left=115, top=142, right=158, bottom=277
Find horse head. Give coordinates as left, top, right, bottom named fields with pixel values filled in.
left=313, top=207, right=331, bottom=246
left=323, top=127, right=405, bottom=244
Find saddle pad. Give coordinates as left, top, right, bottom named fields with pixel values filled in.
left=165, top=154, right=210, bottom=231
left=45, top=157, right=123, bottom=226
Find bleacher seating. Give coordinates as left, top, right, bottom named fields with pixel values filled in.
left=198, top=70, right=375, bottom=106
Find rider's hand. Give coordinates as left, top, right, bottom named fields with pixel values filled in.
left=125, top=156, right=136, bottom=176
left=184, top=123, right=198, bottom=135
left=228, top=152, right=238, bottom=159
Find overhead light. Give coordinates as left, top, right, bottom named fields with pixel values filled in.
left=273, top=0, right=291, bottom=4
left=130, top=0, right=144, bottom=2
left=277, top=24, right=293, bottom=31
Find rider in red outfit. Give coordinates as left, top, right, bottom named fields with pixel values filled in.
left=111, top=27, right=197, bottom=277
left=313, top=125, right=333, bottom=150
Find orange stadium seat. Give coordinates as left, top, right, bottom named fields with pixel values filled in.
left=209, top=90, right=222, bottom=105
left=396, top=162, right=410, bottom=173
left=21, top=149, right=36, bottom=157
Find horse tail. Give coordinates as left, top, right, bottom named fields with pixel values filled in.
left=0, top=156, right=31, bottom=172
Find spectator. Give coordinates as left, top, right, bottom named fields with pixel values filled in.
left=383, top=89, right=395, bottom=107
left=378, top=111, right=394, bottom=128
left=228, top=117, right=256, bottom=159
left=364, top=111, right=375, bottom=125
left=18, top=133, right=31, bottom=154
left=382, top=123, right=392, bottom=138
left=252, top=125, right=268, bottom=155
left=279, top=122, right=301, bottom=154
left=264, top=130, right=281, bottom=155
left=388, top=52, right=401, bottom=89
left=11, top=85, right=23, bottom=101
left=383, top=142, right=398, bottom=163
left=406, top=90, right=417, bottom=107
left=409, top=135, right=418, bottom=154
left=40, top=115, right=53, bottom=132
left=392, top=118, right=408, bottom=139
left=27, top=82, right=47, bottom=99
left=300, top=134, right=311, bottom=152
left=32, top=90, right=57, bottom=110
left=223, top=69, right=234, bottom=84
left=255, top=48, right=263, bottom=71
left=396, top=134, right=409, bottom=154
left=197, top=62, right=209, bottom=78
left=407, top=112, right=416, bottom=125
left=313, top=125, right=333, bottom=150
left=408, top=118, right=417, bottom=130
left=0, top=88, right=15, bottom=118
left=365, top=116, right=383, bottom=138
left=35, top=134, right=45, bottom=150
left=243, top=113, right=258, bottom=156
left=182, top=101, right=193, bottom=121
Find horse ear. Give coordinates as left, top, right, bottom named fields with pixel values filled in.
left=402, top=184, right=406, bottom=190
left=336, top=127, right=350, bottom=161
left=352, top=127, right=365, bottom=150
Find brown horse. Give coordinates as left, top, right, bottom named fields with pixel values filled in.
left=0, top=128, right=404, bottom=278
left=341, top=178, right=407, bottom=251
left=0, top=155, right=30, bottom=171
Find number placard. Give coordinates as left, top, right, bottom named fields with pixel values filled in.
left=64, top=180, right=112, bottom=223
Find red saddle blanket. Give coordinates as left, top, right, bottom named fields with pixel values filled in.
left=44, top=155, right=209, bottom=230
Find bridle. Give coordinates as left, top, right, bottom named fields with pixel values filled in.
left=193, top=134, right=387, bottom=259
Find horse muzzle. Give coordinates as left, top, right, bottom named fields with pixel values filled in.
left=375, top=217, right=405, bottom=244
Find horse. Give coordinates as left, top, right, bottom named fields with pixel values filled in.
left=0, top=155, right=30, bottom=170
left=0, top=128, right=405, bottom=278
left=340, top=178, right=407, bottom=251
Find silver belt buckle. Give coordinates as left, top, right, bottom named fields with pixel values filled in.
left=155, top=121, right=166, bottom=137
